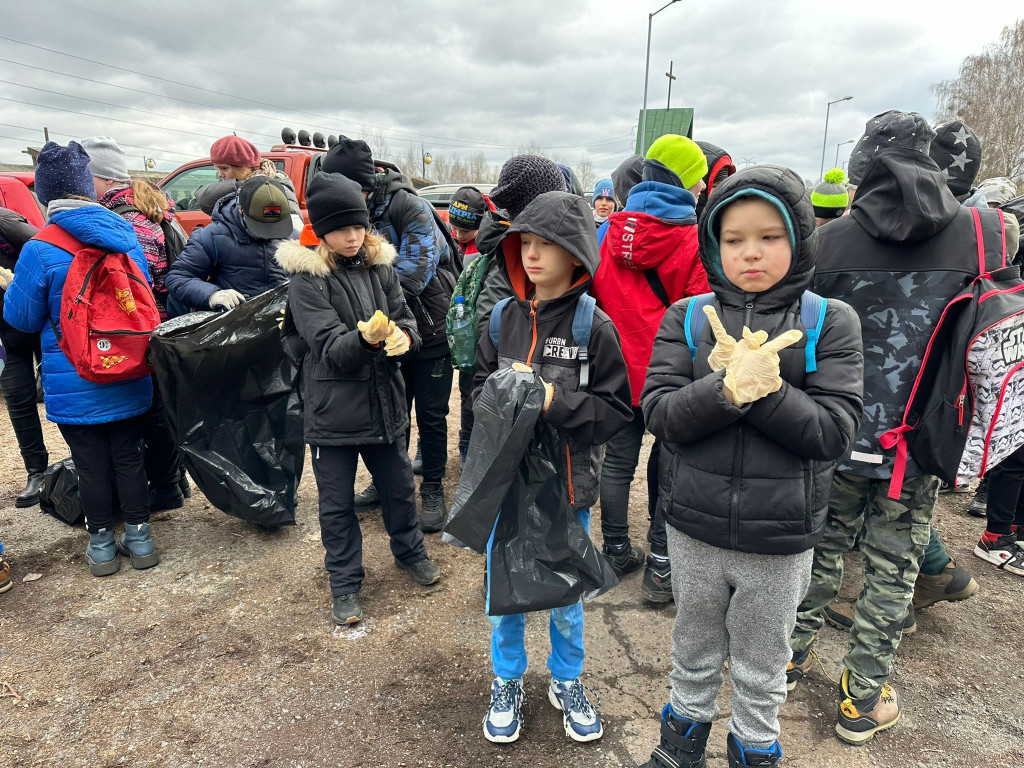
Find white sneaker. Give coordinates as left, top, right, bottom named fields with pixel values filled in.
left=548, top=677, right=603, bottom=742
left=483, top=677, right=525, bottom=743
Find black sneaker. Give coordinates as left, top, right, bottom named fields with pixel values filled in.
left=396, top=556, right=441, bottom=585
left=642, top=556, right=673, bottom=604
left=603, top=540, right=644, bottom=577
left=332, top=593, right=362, bottom=624
left=419, top=481, right=445, bottom=533
left=354, top=483, right=381, bottom=512
left=974, top=532, right=1024, bottom=576
left=967, top=478, right=988, bottom=518
left=727, top=732, right=781, bottom=766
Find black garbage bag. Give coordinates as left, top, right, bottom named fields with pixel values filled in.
left=445, top=367, right=617, bottom=615
left=148, top=285, right=303, bottom=527
left=38, top=458, right=84, bottom=526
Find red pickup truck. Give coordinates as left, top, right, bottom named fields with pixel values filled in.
left=0, top=173, right=45, bottom=228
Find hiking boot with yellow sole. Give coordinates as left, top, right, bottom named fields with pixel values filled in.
left=824, top=600, right=916, bottom=635
left=786, top=641, right=814, bottom=691
left=835, top=669, right=901, bottom=745
left=912, top=558, right=978, bottom=609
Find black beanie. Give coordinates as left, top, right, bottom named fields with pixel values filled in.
left=306, top=172, right=369, bottom=238
left=848, top=110, right=935, bottom=186
left=929, top=120, right=982, bottom=198
left=490, top=155, right=566, bottom=220
left=321, top=136, right=376, bottom=192
left=611, top=155, right=644, bottom=207
left=448, top=186, right=487, bottom=229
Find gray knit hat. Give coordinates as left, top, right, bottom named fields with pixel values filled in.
left=848, top=110, right=935, bottom=186
left=929, top=120, right=982, bottom=198
left=489, top=155, right=566, bottom=220
left=80, top=136, right=131, bottom=183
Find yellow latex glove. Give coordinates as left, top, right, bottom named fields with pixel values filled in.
left=384, top=325, right=410, bottom=357
left=0, top=266, right=13, bottom=290
left=723, top=327, right=803, bottom=405
left=357, top=310, right=393, bottom=345
left=703, top=306, right=767, bottom=372
left=511, top=362, right=554, bottom=411
left=277, top=308, right=286, bottom=330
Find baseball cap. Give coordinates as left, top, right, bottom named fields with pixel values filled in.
left=237, top=177, right=293, bottom=239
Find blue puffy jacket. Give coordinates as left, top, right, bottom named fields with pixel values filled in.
left=165, top=194, right=292, bottom=312
left=2, top=204, right=154, bottom=425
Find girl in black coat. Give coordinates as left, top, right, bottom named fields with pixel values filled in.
left=276, top=172, right=441, bottom=625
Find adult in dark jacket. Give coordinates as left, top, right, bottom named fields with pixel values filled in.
left=0, top=208, right=48, bottom=507
left=639, top=165, right=863, bottom=767
left=788, top=111, right=1001, bottom=745
left=322, top=137, right=458, bottom=526
left=165, top=177, right=294, bottom=314
left=277, top=172, right=439, bottom=625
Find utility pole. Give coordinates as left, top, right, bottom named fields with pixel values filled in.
left=43, top=126, right=49, bottom=142
left=665, top=61, right=676, bottom=109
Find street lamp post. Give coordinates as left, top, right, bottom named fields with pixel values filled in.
left=422, top=151, right=431, bottom=179
left=819, top=96, right=853, bottom=181
left=641, top=0, right=681, bottom=154
left=834, top=139, right=854, bottom=169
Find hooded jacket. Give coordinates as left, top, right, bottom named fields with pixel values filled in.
left=642, top=166, right=864, bottom=555
left=165, top=194, right=291, bottom=312
left=814, top=147, right=1002, bottom=479
left=368, top=169, right=456, bottom=354
left=592, top=161, right=711, bottom=405
left=0, top=208, right=39, bottom=272
left=472, top=210, right=513, bottom=331
left=276, top=239, right=420, bottom=446
left=2, top=203, right=154, bottom=424
left=474, top=191, right=633, bottom=512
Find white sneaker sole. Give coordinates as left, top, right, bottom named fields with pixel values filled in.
left=482, top=720, right=520, bottom=743
left=547, top=688, right=603, bottom=742
left=974, top=545, right=1024, bottom=575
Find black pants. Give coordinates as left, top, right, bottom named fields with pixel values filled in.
left=458, top=367, right=474, bottom=449
left=142, top=380, right=181, bottom=492
left=0, top=317, right=47, bottom=474
left=58, top=416, right=149, bottom=533
left=311, top=437, right=427, bottom=597
left=402, top=352, right=453, bottom=481
left=985, top=445, right=1024, bottom=535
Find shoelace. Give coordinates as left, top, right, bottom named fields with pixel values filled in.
left=564, top=679, right=600, bottom=715
left=493, top=680, right=524, bottom=711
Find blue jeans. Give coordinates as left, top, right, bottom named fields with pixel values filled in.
left=487, top=509, right=589, bottom=682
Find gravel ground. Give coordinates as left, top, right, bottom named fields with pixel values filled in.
left=1, top=388, right=1022, bottom=768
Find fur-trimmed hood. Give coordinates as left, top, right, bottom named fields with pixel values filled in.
left=275, top=238, right=396, bottom=278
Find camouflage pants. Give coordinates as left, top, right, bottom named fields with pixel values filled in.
left=790, top=471, right=937, bottom=699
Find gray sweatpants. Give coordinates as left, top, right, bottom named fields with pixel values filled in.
left=666, top=526, right=813, bottom=749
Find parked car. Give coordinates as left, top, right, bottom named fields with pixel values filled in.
left=0, top=173, right=45, bottom=228
left=417, top=183, right=496, bottom=223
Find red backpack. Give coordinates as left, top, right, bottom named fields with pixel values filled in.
left=35, top=224, right=160, bottom=384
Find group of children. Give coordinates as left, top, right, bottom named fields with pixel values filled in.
left=1, top=108, right=1022, bottom=767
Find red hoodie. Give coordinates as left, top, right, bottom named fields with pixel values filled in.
left=592, top=184, right=710, bottom=405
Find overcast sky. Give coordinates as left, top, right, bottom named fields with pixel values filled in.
left=0, top=0, right=1019, bottom=185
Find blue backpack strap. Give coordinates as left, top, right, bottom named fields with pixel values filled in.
left=488, top=297, right=514, bottom=351
left=800, top=290, right=827, bottom=373
left=572, top=292, right=597, bottom=390
left=683, top=293, right=716, bottom=361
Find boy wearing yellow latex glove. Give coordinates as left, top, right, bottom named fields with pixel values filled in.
left=639, top=166, right=864, bottom=768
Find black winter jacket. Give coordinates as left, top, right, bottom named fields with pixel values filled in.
left=642, top=166, right=864, bottom=556
left=166, top=195, right=292, bottom=312
left=276, top=239, right=420, bottom=447
left=369, top=170, right=457, bottom=354
left=814, top=148, right=1004, bottom=479
left=475, top=191, right=633, bottom=512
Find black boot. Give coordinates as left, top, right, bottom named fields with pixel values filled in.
left=419, top=480, right=445, bottom=532
left=178, top=472, right=192, bottom=499
left=727, top=733, right=782, bottom=766
left=15, top=472, right=44, bottom=509
left=149, top=484, right=185, bottom=513
left=641, top=705, right=711, bottom=768
left=602, top=540, right=644, bottom=577
left=354, top=483, right=381, bottom=512
left=411, top=442, right=423, bottom=476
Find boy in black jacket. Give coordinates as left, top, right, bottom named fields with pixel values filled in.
left=640, top=167, right=863, bottom=768
left=475, top=191, right=632, bottom=745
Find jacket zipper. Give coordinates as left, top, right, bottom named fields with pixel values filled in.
left=526, top=300, right=540, bottom=364
left=89, top=329, right=149, bottom=335
left=729, top=298, right=755, bottom=549
left=565, top=444, right=575, bottom=506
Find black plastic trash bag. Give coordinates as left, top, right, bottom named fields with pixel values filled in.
left=445, top=367, right=617, bottom=615
left=38, top=458, right=84, bottom=526
left=148, top=285, right=303, bottom=527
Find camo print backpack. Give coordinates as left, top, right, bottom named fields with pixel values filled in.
left=881, top=207, right=1024, bottom=499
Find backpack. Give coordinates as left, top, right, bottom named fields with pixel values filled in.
left=35, top=224, right=160, bottom=384
left=684, top=290, right=828, bottom=373
left=113, top=204, right=188, bottom=268
left=446, top=251, right=494, bottom=369
left=880, top=207, right=1021, bottom=499
left=488, top=292, right=597, bottom=389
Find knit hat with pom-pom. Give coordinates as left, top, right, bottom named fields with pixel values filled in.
left=811, top=168, right=849, bottom=219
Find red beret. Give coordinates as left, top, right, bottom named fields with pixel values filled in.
left=210, top=135, right=261, bottom=167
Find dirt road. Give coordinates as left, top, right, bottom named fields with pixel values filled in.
left=1, top=392, right=1021, bottom=767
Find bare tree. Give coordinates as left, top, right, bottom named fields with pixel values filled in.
left=934, top=19, right=1024, bottom=182
left=360, top=126, right=393, bottom=164
left=574, top=154, right=596, bottom=193
left=515, top=139, right=547, bottom=158
left=399, top=145, right=420, bottom=178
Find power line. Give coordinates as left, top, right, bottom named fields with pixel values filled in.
left=0, top=122, right=195, bottom=159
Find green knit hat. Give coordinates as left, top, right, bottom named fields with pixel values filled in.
left=646, top=134, right=708, bottom=190
left=811, top=168, right=849, bottom=219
